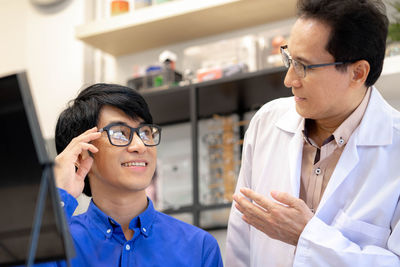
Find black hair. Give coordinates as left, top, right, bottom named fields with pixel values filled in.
left=55, top=83, right=153, bottom=196
left=297, top=0, right=389, bottom=87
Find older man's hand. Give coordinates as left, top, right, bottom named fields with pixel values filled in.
left=233, top=188, right=314, bottom=246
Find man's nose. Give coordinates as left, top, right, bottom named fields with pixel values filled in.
left=127, top=132, right=147, bottom=153
left=283, top=65, right=301, bottom=88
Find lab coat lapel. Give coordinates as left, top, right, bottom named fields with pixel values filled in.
left=318, top=137, right=360, bottom=210
left=288, top=126, right=305, bottom=197
left=317, top=87, right=393, bottom=211
left=276, top=105, right=304, bottom=197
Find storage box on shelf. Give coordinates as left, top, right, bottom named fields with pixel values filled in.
left=180, top=23, right=292, bottom=86
left=182, top=35, right=258, bottom=83
left=127, top=66, right=182, bottom=90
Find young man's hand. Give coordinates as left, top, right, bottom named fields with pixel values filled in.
left=53, top=127, right=101, bottom=198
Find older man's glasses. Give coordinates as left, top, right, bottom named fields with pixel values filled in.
left=99, top=123, right=161, bottom=147
left=280, top=45, right=346, bottom=78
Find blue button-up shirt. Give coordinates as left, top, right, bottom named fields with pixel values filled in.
left=38, top=189, right=223, bottom=267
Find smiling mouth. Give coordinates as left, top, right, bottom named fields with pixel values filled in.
left=121, top=162, right=147, bottom=167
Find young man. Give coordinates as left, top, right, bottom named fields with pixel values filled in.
left=226, top=0, right=400, bottom=266
left=49, top=83, right=222, bottom=266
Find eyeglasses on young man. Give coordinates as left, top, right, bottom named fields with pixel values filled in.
left=99, top=123, right=161, bottom=147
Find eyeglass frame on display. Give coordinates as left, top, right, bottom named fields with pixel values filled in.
left=99, top=122, right=162, bottom=147
left=280, top=44, right=348, bottom=78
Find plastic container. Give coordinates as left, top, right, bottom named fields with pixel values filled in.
left=111, top=0, right=129, bottom=16
left=182, top=35, right=258, bottom=83
left=127, top=64, right=182, bottom=90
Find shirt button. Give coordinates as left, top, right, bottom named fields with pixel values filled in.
left=315, top=167, right=321, bottom=175
left=106, top=229, right=111, bottom=234
left=339, top=137, right=345, bottom=145
left=60, top=201, right=65, bottom=207
left=142, top=227, right=146, bottom=232
left=125, top=244, right=131, bottom=251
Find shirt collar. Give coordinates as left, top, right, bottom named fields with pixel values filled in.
left=130, top=198, right=155, bottom=237
left=86, top=197, right=156, bottom=238
left=302, top=119, right=335, bottom=148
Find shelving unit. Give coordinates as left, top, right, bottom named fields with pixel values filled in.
left=143, top=67, right=289, bottom=125
left=75, top=0, right=297, bottom=56
left=141, top=67, right=291, bottom=229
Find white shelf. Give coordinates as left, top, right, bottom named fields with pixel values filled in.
left=75, top=0, right=297, bottom=56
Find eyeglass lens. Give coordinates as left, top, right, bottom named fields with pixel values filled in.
left=108, top=124, right=160, bottom=146
left=281, top=48, right=305, bottom=78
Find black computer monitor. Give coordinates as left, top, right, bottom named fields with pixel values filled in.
left=0, top=72, right=74, bottom=266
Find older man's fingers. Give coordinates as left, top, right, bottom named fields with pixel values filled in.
left=271, top=191, right=299, bottom=207
left=240, top=188, right=277, bottom=212
left=234, top=194, right=269, bottom=223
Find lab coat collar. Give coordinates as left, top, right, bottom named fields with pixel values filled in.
left=275, top=86, right=393, bottom=146
left=275, top=100, right=303, bottom=134
left=354, top=86, right=393, bottom=146
left=274, top=101, right=304, bottom=197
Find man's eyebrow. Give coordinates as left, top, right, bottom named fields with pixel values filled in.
left=108, top=120, right=128, bottom=125
left=108, top=120, right=146, bottom=127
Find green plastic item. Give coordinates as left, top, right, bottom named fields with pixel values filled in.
left=153, top=75, right=163, bottom=87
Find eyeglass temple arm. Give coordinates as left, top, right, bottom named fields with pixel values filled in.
left=307, top=62, right=345, bottom=69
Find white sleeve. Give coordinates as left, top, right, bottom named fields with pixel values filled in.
left=294, top=203, right=400, bottom=267
left=225, top=130, right=253, bottom=267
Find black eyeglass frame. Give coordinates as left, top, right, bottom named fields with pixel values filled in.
left=280, top=45, right=347, bottom=78
left=98, top=122, right=162, bottom=147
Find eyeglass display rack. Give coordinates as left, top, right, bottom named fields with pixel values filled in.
left=140, top=66, right=291, bottom=230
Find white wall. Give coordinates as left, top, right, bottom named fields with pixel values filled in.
left=0, top=0, right=28, bottom=76
left=1, top=0, right=86, bottom=139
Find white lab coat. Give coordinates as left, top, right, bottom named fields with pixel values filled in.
left=225, top=87, right=400, bottom=267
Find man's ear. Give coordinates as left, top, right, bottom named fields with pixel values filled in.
left=350, top=60, right=370, bottom=86
left=77, top=151, right=92, bottom=167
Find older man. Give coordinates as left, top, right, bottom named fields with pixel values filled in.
left=226, top=0, right=400, bottom=266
